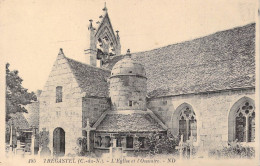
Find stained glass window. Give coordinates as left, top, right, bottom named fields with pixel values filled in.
left=179, top=106, right=197, bottom=142
left=235, top=113, right=246, bottom=142
left=235, top=101, right=255, bottom=142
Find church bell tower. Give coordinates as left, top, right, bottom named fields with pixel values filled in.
left=85, top=3, right=121, bottom=67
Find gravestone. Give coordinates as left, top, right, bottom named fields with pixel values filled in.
left=110, top=138, right=122, bottom=159
left=39, top=128, right=51, bottom=157
left=176, top=135, right=184, bottom=160
left=16, top=140, right=25, bottom=156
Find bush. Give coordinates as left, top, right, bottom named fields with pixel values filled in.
left=146, top=132, right=179, bottom=156
left=208, top=141, right=255, bottom=159
left=75, top=137, right=87, bottom=156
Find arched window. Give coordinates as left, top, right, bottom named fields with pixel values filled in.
left=178, top=105, right=197, bottom=142
left=229, top=97, right=255, bottom=143
left=235, top=101, right=255, bottom=142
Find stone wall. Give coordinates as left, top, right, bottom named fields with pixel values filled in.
left=82, top=97, right=110, bottom=127
left=82, top=97, right=111, bottom=151
left=147, top=88, right=255, bottom=150
left=39, top=53, right=84, bottom=156
left=109, top=75, right=147, bottom=111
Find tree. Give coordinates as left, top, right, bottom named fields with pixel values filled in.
left=6, top=63, right=37, bottom=121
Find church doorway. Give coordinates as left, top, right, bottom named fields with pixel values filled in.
left=53, top=127, right=65, bottom=156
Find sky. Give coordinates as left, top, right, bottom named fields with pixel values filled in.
left=0, top=0, right=256, bottom=92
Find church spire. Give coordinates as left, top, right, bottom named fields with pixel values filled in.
left=85, top=3, right=121, bottom=66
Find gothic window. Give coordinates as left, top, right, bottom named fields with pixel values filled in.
left=179, top=106, right=197, bottom=142
left=235, top=101, right=255, bottom=142
left=56, top=86, right=62, bottom=103
left=126, top=136, right=133, bottom=148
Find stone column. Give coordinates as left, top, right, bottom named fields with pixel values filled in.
left=121, top=136, right=126, bottom=149
left=101, top=135, right=106, bottom=148
left=113, top=138, right=117, bottom=148
left=186, top=119, right=189, bottom=141
left=246, top=115, right=249, bottom=142
left=134, top=135, right=138, bottom=150
left=31, top=134, right=35, bottom=155
left=110, top=135, right=114, bottom=148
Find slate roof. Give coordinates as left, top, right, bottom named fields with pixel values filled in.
left=66, top=57, right=111, bottom=97
left=95, top=112, right=166, bottom=132
left=7, top=113, right=30, bottom=130
left=24, top=102, right=39, bottom=128
left=103, top=23, right=255, bottom=98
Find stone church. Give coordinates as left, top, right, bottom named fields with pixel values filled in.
left=38, top=5, right=255, bottom=156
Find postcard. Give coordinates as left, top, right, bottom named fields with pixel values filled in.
left=1, top=0, right=259, bottom=165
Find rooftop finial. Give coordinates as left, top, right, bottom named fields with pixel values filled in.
left=59, top=48, right=64, bottom=55
left=126, top=49, right=131, bottom=58
left=103, top=2, right=107, bottom=13
left=116, top=30, right=120, bottom=40
left=104, top=2, right=107, bottom=9
left=88, top=19, right=93, bottom=30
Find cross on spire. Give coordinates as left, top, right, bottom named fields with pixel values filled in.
left=103, top=2, right=107, bottom=13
